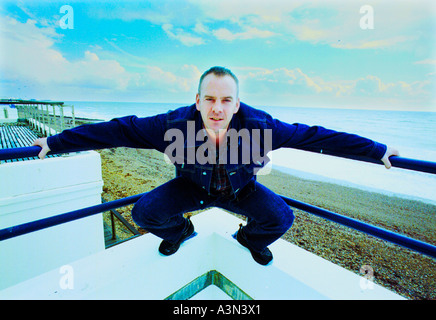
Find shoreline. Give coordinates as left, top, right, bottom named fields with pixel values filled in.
left=97, top=147, right=436, bottom=300
left=270, top=148, right=436, bottom=206
left=273, top=164, right=436, bottom=206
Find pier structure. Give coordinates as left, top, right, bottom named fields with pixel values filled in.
left=0, top=99, right=75, bottom=137
left=0, top=99, right=72, bottom=163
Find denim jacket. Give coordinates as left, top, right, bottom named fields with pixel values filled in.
left=47, top=102, right=387, bottom=198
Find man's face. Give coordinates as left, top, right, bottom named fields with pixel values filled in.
left=196, top=74, right=240, bottom=134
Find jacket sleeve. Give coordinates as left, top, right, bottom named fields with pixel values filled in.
left=47, top=113, right=168, bottom=154
left=269, top=117, right=387, bottom=160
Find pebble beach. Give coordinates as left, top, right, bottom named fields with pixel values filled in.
left=97, top=147, right=436, bottom=300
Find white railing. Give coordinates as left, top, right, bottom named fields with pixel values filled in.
left=16, top=103, right=75, bottom=136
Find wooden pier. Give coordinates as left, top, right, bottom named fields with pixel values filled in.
left=1, top=99, right=77, bottom=136
left=0, top=123, right=61, bottom=163
left=0, top=99, right=75, bottom=162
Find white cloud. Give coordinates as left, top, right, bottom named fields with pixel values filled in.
left=0, top=16, right=202, bottom=101
left=414, top=59, right=436, bottom=76
left=237, top=66, right=435, bottom=110
left=240, top=67, right=349, bottom=97
left=396, top=80, right=432, bottom=96
left=354, top=75, right=395, bottom=95
left=1, top=16, right=67, bottom=83
left=289, top=1, right=435, bottom=50
left=189, top=0, right=435, bottom=50
left=331, top=36, right=418, bottom=50
left=414, top=59, right=436, bottom=65
left=75, top=0, right=435, bottom=50
left=2, top=2, right=433, bottom=109
left=188, top=0, right=298, bottom=24
left=193, top=22, right=209, bottom=34
left=87, top=0, right=288, bottom=45
left=213, top=26, right=277, bottom=41
left=239, top=66, right=433, bottom=101
left=132, top=64, right=201, bottom=93
left=162, top=23, right=205, bottom=46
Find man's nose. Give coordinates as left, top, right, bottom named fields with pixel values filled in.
left=211, top=101, right=223, bottom=113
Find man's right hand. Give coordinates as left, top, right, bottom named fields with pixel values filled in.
left=32, top=138, right=51, bottom=159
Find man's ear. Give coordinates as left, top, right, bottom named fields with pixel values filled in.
left=234, top=98, right=240, bottom=114
left=195, top=93, right=200, bottom=111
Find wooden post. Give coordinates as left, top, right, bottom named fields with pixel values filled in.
left=60, top=105, right=65, bottom=132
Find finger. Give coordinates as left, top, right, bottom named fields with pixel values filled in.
left=381, top=153, right=391, bottom=169
left=383, top=157, right=392, bottom=169
left=382, top=146, right=400, bottom=169
left=32, top=138, right=50, bottom=159
left=38, top=147, right=48, bottom=160
left=32, top=139, right=41, bottom=147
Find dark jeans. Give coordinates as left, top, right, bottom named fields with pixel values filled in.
left=131, top=177, right=294, bottom=253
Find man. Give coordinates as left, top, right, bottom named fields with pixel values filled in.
left=33, top=66, right=399, bottom=265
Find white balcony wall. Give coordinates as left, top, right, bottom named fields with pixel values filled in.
left=0, top=151, right=104, bottom=290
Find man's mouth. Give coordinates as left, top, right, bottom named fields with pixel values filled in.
left=209, top=117, right=223, bottom=122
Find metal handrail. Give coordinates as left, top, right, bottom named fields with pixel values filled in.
left=305, top=149, right=436, bottom=174
left=1, top=146, right=436, bottom=174
left=0, top=191, right=435, bottom=258
left=0, top=146, right=85, bottom=161
left=1, top=146, right=435, bottom=258
left=280, top=196, right=436, bottom=258
left=0, top=193, right=144, bottom=241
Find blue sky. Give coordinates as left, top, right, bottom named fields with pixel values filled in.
left=0, top=0, right=435, bottom=111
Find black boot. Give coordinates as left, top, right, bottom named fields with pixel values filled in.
left=236, top=224, right=273, bottom=266
left=158, top=218, right=195, bottom=256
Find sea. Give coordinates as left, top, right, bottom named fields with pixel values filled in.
left=67, top=100, right=436, bottom=205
